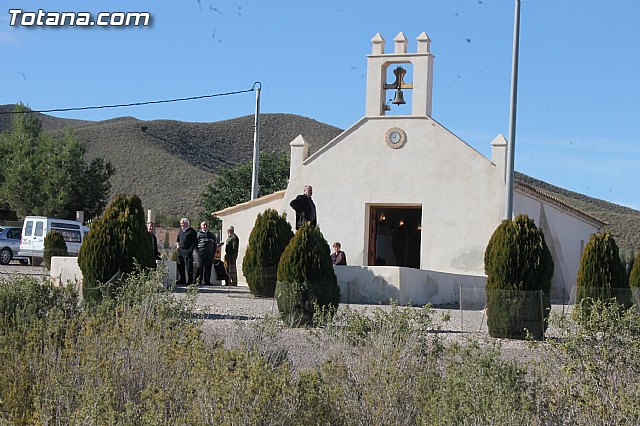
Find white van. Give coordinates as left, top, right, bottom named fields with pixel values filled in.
left=19, top=216, right=90, bottom=266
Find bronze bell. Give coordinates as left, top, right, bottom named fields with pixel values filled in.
left=391, top=89, right=406, bottom=105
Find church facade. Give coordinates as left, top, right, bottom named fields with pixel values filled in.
left=216, top=32, right=602, bottom=306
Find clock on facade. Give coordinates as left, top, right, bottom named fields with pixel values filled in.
left=384, top=127, right=407, bottom=149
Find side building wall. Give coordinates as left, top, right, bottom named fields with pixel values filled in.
left=514, top=191, right=599, bottom=302
left=217, top=192, right=285, bottom=285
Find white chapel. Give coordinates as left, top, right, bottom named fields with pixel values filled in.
left=215, top=32, right=603, bottom=306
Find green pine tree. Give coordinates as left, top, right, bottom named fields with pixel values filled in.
left=0, top=104, right=114, bottom=220
left=200, top=151, right=289, bottom=229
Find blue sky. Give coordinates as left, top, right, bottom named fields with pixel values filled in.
left=2, top=1, right=638, bottom=209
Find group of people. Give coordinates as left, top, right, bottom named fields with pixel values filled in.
left=146, top=183, right=345, bottom=288
left=175, top=218, right=240, bottom=287
left=147, top=218, right=239, bottom=287
left=290, top=184, right=346, bottom=266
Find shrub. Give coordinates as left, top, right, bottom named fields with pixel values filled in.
left=242, top=209, right=294, bottom=297
left=43, top=230, right=68, bottom=270
left=275, top=223, right=340, bottom=326
left=629, top=251, right=640, bottom=287
left=78, top=193, right=155, bottom=304
left=0, top=275, right=77, bottom=329
left=577, top=233, right=631, bottom=309
left=541, top=301, right=640, bottom=424
left=484, top=214, right=553, bottom=339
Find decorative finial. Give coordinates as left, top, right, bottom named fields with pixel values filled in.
left=371, top=33, right=385, bottom=55
left=394, top=32, right=408, bottom=54
left=416, top=32, right=431, bottom=54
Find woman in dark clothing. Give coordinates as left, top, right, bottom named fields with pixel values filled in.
left=331, top=242, right=347, bottom=265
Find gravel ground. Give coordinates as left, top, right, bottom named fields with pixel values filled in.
left=0, top=262, right=47, bottom=278
left=0, top=261, right=572, bottom=371
left=183, top=285, right=574, bottom=371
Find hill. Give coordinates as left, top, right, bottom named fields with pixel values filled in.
left=1, top=104, right=638, bottom=255
left=0, top=105, right=342, bottom=220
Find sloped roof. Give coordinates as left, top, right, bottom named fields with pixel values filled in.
left=515, top=181, right=606, bottom=228
left=213, top=190, right=285, bottom=217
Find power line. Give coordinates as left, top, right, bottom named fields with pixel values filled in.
left=0, top=87, right=257, bottom=114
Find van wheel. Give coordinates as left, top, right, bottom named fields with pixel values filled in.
left=18, top=259, right=29, bottom=266
left=0, top=248, right=12, bottom=265
left=31, top=257, right=43, bottom=267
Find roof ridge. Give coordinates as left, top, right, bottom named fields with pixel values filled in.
left=515, top=181, right=607, bottom=227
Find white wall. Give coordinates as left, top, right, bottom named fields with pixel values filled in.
left=283, top=116, right=505, bottom=276
left=335, top=265, right=486, bottom=306
left=515, top=191, right=599, bottom=302
left=50, top=257, right=179, bottom=294
left=49, top=256, right=83, bottom=299
left=218, top=194, right=285, bottom=285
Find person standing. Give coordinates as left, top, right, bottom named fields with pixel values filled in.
left=176, top=218, right=197, bottom=286
left=224, top=226, right=239, bottom=286
left=331, top=242, right=347, bottom=265
left=147, top=221, right=161, bottom=261
left=195, top=221, right=217, bottom=286
left=290, top=184, right=317, bottom=230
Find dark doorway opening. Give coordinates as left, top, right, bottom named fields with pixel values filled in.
left=368, top=206, right=421, bottom=268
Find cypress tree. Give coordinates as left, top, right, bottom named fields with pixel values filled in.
left=242, top=209, right=294, bottom=297
left=484, top=214, right=553, bottom=339
left=276, top=223, right=340, bottom=327
left=577, top=233, right=630, bottom=309
left=78, top=194, right=155, bottom=303
left=43, top=231, right=68, bottom=270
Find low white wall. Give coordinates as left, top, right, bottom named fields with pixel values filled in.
left=334, top=265, right=486, bottom=307
left=49, top=256, right=83, bottom=299
left=49, top=258, right=197, bottom=292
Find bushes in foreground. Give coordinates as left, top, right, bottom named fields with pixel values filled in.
left=2, top=271, right=640, bottom=425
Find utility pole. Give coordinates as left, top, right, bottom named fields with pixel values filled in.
left=250, top=82, right=261, bottom=200
left=504, top=0, right=521, bottom=220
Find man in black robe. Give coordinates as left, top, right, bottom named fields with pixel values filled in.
left=290, top=184, right=317, bottom=230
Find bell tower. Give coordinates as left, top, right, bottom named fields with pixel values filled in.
left=365, top=32, right=435, bottom=117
